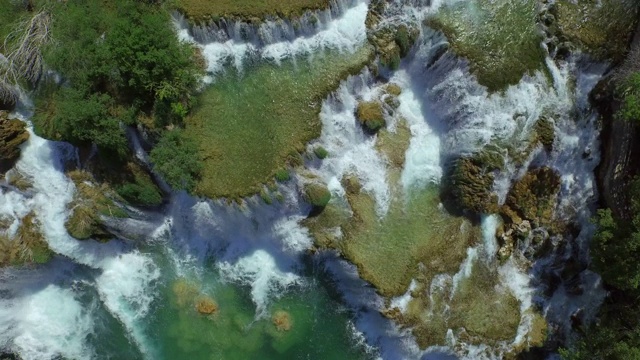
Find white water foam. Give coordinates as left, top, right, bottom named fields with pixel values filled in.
left=0, top=119, right=161, bottom=358
left=176, top=0, right=368, bottom=77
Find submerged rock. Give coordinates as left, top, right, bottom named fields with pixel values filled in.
left=195, top=296, right=219, bottom=315
left=272, top=310, right=292, bottom=332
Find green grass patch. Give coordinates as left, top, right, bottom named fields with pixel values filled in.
left=426, top=0, right=547, bottom=92
left=185, top=46, right=373, bottom=199
left=554, top=0, right=639, bottom=62
left=175, top=0, right=330, bottom=23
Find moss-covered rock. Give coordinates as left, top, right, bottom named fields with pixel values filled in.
left=369, top=24, right=420, bottom=70
left=501, top=167, right=561, bottom=229
left=0, top=112, right=29, bottom=174
left=65, top=170, right=127, bottom=241
left=0, top=212, right=53, bottom=267
left=356, top=101, right=385, bottom=133
left=443, top=150, right=505, bottom=216
left=303, top=183, right=331, bottom=208
left=550, top=0, right=640, bottom=62
left=534, top=116, right=555, bottom=152
left=313, top=146, right=328, bottom=159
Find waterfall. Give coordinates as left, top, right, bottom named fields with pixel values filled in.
left=0, top=0, right=614, bottom=358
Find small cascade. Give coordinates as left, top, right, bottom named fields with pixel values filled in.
left=174, top=0, right=359, bottom=45
left=175, top=0, right=368, bottom=75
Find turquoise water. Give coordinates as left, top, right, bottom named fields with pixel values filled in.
left=77, top=243, right=374, bottom=360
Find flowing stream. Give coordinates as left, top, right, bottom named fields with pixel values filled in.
left=0, top=0, right=611, bottom=359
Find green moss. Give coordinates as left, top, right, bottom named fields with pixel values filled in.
left=426, top=0, right=547, bottom=92
left=356, top=101, right=385, bottom=132
left=185, top=46, right=373, bottom=199
left=553, top=0, right=640, bottom=62
left=175, top=0, right=331, bottom=23
left=304, top=183, right=331, bottom=208
left=313, top=146, right=329, bottom=159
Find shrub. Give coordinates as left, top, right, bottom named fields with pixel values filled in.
left=150, top=129, right=202, bottom=192
left=619, top=72, right=640, bottom=122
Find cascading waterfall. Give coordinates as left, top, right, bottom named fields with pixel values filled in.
left=0, top=0, right=614, bottom=358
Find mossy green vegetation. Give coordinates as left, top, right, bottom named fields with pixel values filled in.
left=534, top=116, right=555, bottom=152
left=175, top=0, right=330, bottom=23
left=184, top=46, right=373, bottom=199
left=553, top=0, right=640, bottom=62
left=619, top=72, right=640, bottom=122
left=313, top=146, right=329, bottom=159
left=341, top=184, right=477, bottom=297
left=0, top=212, right=53, bottom=267
left=426, top=0, right=546, bottom=92
left=65, top=170, right=128, bottom=241
left=29, top=0, right=201, bottom=202
left=150, top=128, right=202, bottom=193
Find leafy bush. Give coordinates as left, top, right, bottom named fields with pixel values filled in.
left=150, top=129, right=202, bottom=192
left=619, top=73, right=640, bottom=122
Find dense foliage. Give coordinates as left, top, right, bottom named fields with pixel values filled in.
left=619, top=73, right=640, bottom=122
left=25, top=0, right=204, bottom=202
left=150, top=129, right=202, bottom=192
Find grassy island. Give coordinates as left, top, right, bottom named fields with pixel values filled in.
left=185, top=46, right=373, bottom=200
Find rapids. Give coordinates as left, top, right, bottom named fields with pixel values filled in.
left=0, top=0, right=611, bottom=358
